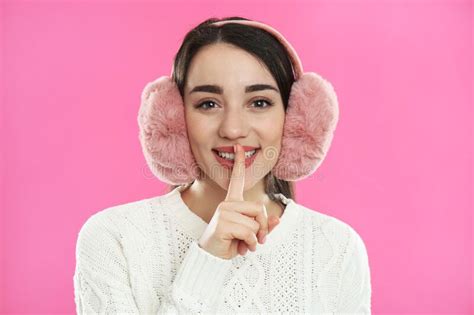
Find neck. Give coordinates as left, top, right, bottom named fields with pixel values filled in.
left=180, top=174, right=284, bottom=224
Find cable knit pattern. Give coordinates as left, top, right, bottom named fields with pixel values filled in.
left=73, top=185, right=371, bottom=314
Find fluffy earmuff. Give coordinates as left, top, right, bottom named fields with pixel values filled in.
left=138, top=72, right=339, bottom=185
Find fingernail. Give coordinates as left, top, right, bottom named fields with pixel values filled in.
left=263, top=235, right=267, bottom=244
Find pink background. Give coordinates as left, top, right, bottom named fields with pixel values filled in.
left=1, top=0, right=472, bottom=314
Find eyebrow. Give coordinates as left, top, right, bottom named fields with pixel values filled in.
left=189, top=84, right=279, bottom=95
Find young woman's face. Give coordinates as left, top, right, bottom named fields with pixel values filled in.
left=183, top=43, right=286, bottom=191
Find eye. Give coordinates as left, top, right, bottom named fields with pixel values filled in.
left=251, top=98, right=274, bottom=109
left=195, top=100, right=219, bottom=110
left=194, top=98, right=275, bottom=111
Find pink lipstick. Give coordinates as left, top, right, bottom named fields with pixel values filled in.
left=212, top=147, right=259, bottom=169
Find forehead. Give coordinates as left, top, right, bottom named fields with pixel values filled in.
left=185, top=43, right=277, bottom=92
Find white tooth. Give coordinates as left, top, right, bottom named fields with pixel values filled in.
left=217, top=149, right=256, bottom=160
left=218, top=152, right=234, bottom=159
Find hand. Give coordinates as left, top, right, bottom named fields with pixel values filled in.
left=237, top=215, right=280, bottom=256
left=198, top=143, right=280, bottom=259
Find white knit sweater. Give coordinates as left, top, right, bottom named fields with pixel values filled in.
left=73, top=185, right=372, bottom=314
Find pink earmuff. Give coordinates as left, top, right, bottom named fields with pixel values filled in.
left=138, top=19, right=339, bottom=185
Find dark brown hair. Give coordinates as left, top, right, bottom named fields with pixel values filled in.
left=168, top=16, right=296, bottom=202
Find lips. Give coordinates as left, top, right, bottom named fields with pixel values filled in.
left=212, top=148, right=259, bottom=169
left=212, top=145, right=260, bottom=153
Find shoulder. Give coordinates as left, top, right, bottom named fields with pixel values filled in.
left=78, top=197, right=149, bottom=229
left=291, top=202, right=372, bottom=310
left=292, top=202, right=369, bottom=258
left=75, top=193, right=170, bottom=247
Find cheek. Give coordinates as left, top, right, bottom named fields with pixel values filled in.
left=254, top=113, right=285, bottom=143
left=252, top=118, right=284, bottom=166
left=184, top=112, right=219, bottom=166
left=184, top=110, right=208, bottom=144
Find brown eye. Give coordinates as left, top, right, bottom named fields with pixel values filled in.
left=195, top=100, right=218, bottom=110
left=252, top=99, right=274, bottom=109
left=195, top=99, right=274, bottom=110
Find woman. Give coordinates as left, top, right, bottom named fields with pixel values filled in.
left=74, top=16, right=372, bottom=314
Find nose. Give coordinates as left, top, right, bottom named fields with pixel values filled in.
left=218, top=106, right=249, bottom=140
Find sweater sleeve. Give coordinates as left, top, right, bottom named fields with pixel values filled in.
left=73, top=211, right=233, bottom=314
left=335, top=228, right=372, bottom=314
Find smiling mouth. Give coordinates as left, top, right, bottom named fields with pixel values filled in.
left=212, top=148, right=259, bottom=160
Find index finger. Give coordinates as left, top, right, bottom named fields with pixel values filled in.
left=225, top=144, right=245, bottom=201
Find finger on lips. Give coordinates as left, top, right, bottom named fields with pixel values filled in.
left=225, top=144, right=270, bottom=253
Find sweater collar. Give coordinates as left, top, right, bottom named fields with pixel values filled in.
left=161, top=185, right=300, bottom=253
